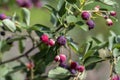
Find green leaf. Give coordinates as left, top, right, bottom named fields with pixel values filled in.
left=115, top=58, right=120, bottom=74
left=2, top=19, right=16, bottom=32
left=22, top=8, right=30, bottom=26
left=66, top=15, right=77, bottom=23
left=66, top=0, right=77, bottom=4
left=19, top=40, right=25, bottom=54
left=92, top=37, right=101, bottom=44
left=69, top=42, right=78, bottom=53
left=83, top=50, right=95, bottom=60
left=84, top=56, right=103, bottom=68
left=99, top=0, right=117, bottom=6
left=57, top=0, right=66, bottom=17
left=48, top=67, right=70, bottom=79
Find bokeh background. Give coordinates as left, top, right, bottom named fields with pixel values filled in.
left=0, top=0, right=120, bottom=80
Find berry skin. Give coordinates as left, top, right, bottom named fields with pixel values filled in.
left=112, top=75, right=120, bottom=80
left=70, top=61, right=78, bottom=69
left=57, top=36, right=67, bottom=46
left=70, top=69, right=77, bottom=74
left=106, top=18, right=113, bottom=26
left=76, top=65, right=85, bottom=72
left=40, top=34, right=49, bottom=44
left=81, top=11, right=91, bottom=20
left=0, top=31, right=5, bottom=36
left=0, top=13, right=7, bottom=20
left=59, top=54, right=66, bottom=63
left=59, top=62, right=68, bottom=69
left=110, top=11, right=116, bottom=17
left=54, top=55, right=60, bottom=62
left=86, top=20, right=95, bottom=30
left=48, top=39, right=55, bottom=46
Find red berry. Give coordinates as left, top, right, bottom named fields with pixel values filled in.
left=40, top=34, right=49, bottom=44
left=106, top=18, right=113, bottom=26
left=48, top=39, right=55, bottom=46
left=70, top=61, right=78, bottom=69
left=110, top=11, right=116, bottom=17
left=26, top=62, right=34, bottom=70
left=59, top=54, right=66, bottom=63
left=81, top=11, right=91, bottom=20
left=76, top=65, right=85, bottom=72
left=54, top=55, right=60, bottom=62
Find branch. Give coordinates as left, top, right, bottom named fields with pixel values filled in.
left=0, top=43, right=41, bottom=65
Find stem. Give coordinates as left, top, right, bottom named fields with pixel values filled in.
left=73, top=72, right=81, bottom=80
left=0, top=42, right=41, bottom=65
left=109, top=60, right=114, bottom=80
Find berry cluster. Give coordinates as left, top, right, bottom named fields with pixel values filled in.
left=54, top=54, right=85, bottom=74
left=81, top=11, right=95, bottom=30
left=40, top=34, right=55, bottom=47
left=16, top=0, right=42, bottom=8
left=81, top=6, right=117, bottom=30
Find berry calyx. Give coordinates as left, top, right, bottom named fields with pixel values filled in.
left=48, top=39, right=55, bottom=46
left=76, top=65, right=85, bottom=72
left=57, top=36, right=67, bottom=46
left=40, top=34, right=49, bottom=44
left=54, top=55, right=60, bottom=62
left=59, top=54, right=67, bottom=63
left=81, top=11, right=91, bottom=20
left=86, top=20, right=95, bottom=30
left=106, top=18, right=113, bottom=26
left=110, top=11, right=116, bottom=17
left=0, top=13, right=7, bottom=20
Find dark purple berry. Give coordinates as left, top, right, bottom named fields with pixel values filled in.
left=70, top=61, right=78, bottom=69
left=0, top=31, right=5, bottom=36
left=81, top=11, right=91, bottom=20
left=59, top=62, right=68, bottom=69
left=57, top=36, right=67, bottom=45
left=0, top=13, right=7, bottom=20
left=86, top=20, right=95, bottom=30
left=16, top=0, right=32, bottom=8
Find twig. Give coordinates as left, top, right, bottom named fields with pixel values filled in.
left=0, top=42, right=41, bottom=65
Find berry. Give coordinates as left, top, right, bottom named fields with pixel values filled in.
left=112, top=75, right=120, bottom=80
left=76, top=65, right=85, bottom=72
left=31, top=0, right=42, bottom=8
left=94, top=5, right=100, bottom=12
left=81, top=11, right=91, bottom=20
left=26, top=62, right=34, bottom=70
left=70, top=61, right=78, bottom=69
left=110, top=11, right=116, bottom=17
left=106, top=18, right=113, bottom=26
left=54, top=55, right=60, bottom=62
left=59, top=62, right=68, bottom=69
left=0, top=13, right=7, bottom=20
left=40, top=34, right=49, bottom=44
left=0, top=31, right=5, bottom=36
left=48, top=39, right=55, bottom=46
left=86, top=20, right=95, bottom=30
left=70, top=69, right=77, bottom=74
left=57, top=36, right=66, bottom=45
left=59, top=54, right=66, bottom=63
left=16, top=0, right=32, bottom=8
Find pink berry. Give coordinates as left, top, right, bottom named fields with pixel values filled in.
left=48, top=39, right=55, bottom=46
left=94, top=5, right=100, bottom=12
left=59, top=54, right=66, bottom=63
left=112, top=75, right=120, bottom=80
left=54, top=55, right=60, bottom=62
left=76, top=65, right=85, bottom=72
left=106, top=18, right=113, bottom=26
left=81, top=11, right=91, bottom=20
left=40, top=34, right=49, bottom=43
left=0, top=13, right=7, bottom=20
left=70, top=61, right=78, bottom=69
left=110, top=11, right=116, bottom=17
